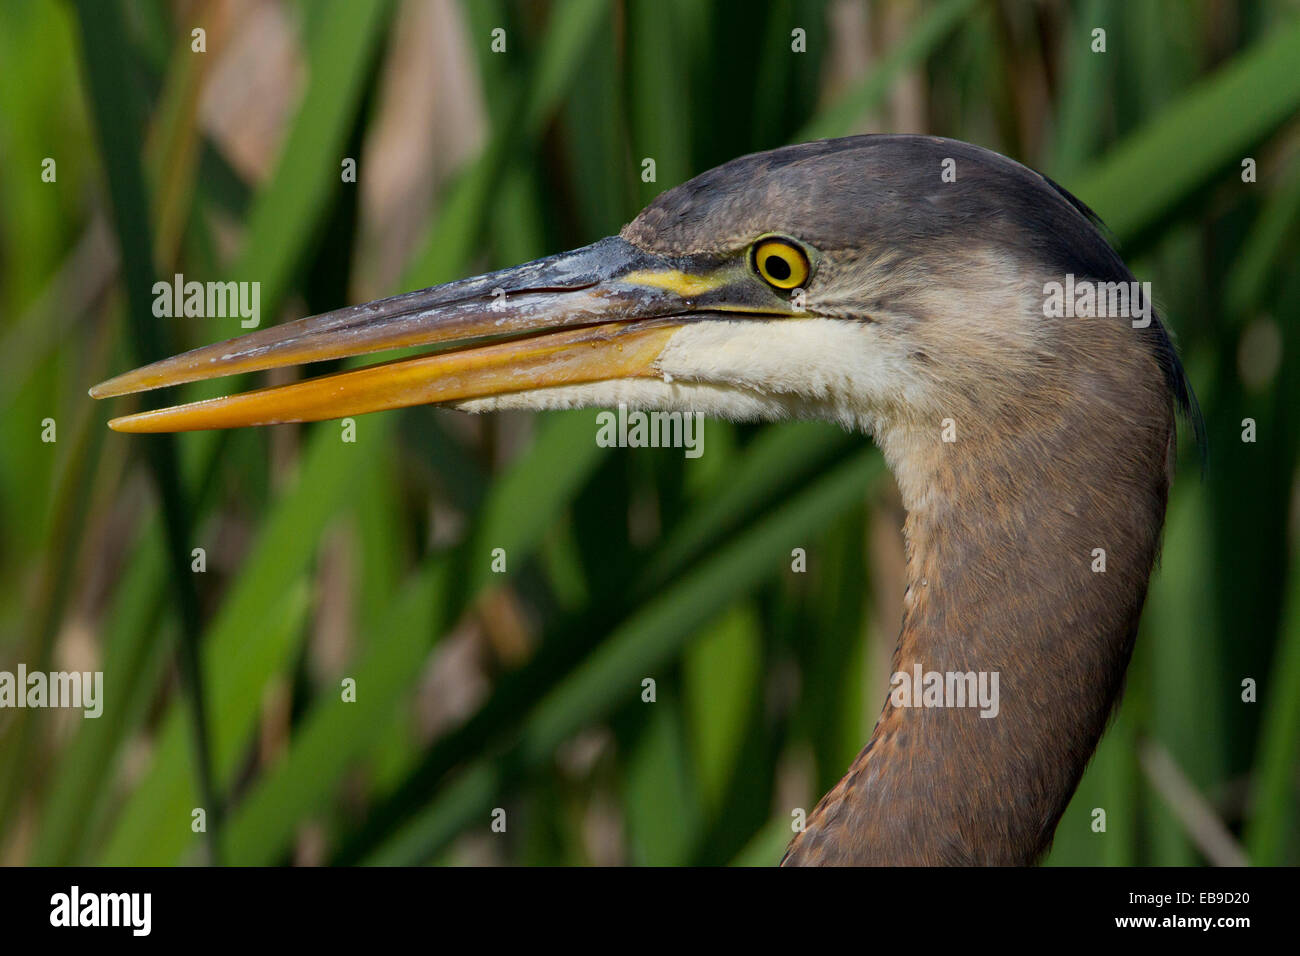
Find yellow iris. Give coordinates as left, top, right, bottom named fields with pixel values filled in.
left=752, top=237, right=810, bottom=290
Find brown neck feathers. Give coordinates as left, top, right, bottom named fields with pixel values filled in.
left=784, top=329, right=1178, bottom=865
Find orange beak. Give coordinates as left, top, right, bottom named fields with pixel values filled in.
left=90, top=237, right=740, bottom=433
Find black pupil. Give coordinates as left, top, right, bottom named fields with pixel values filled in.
left=764, top=254, right=792, bottom=281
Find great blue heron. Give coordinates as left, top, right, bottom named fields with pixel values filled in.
left=91, top=135, right=1198, bottom=865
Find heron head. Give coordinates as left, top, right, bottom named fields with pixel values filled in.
left=92, top=135, right=1194, bottom=483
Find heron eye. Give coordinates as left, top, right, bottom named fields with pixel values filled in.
left=752, top=238, right=809, bottom=290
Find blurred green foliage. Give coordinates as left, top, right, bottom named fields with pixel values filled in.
left=1, top=0, right=1298, bottom=866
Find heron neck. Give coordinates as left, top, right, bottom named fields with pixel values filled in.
left=787, top=389, right=1175, bottom=865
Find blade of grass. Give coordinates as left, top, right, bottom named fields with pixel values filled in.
left=85, top=0, right=394, bottom=864
left=0, top=388, right=105, bottom=847
left=1139, top=737, right=1248, bottom=866
left=1072, top=15, right=1300, bottom=242
left=218, top=563, right=447, bottom=864
left=622, top=690, right=701, bottom=865
left=31, top=522, right=172, bottom=863
left=1144, top=482, right=1222, bottom=864
left=796, top=0, right=980, bottom=142
left=96, top=426, right=380, bottom=864
left=1044, top=0, right=1113, bottom=180
left=332, top=424, right=863, bottom=860
left=220, top=0, right=615, bottom=864
left=71, top=0, right=216, bottom=860
left=219, top=410, right=607, bottom=864
left=627, top=0, right=691, bottom=206
left=684, top=605, right=763, bottom=815
left=1244, top=533, right=1300, bottom=864
left=401, top=0, right=609, bottom=288
left=360, top=450, right=884, bottom=864
left=229, top=0, right=392, bottom=300
left=730, top=814, right=793, bottom=867
left=99, top=581, right=312, bottom=865
left=1224, top=159, right=1300, bottom=322
left=639, top=422, right=852, bottom=590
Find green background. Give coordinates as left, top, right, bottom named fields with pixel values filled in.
left=1, top=0, right=1297, bottom=866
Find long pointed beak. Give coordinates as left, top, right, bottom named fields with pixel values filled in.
left=90, top=237, right=735, bottom=433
